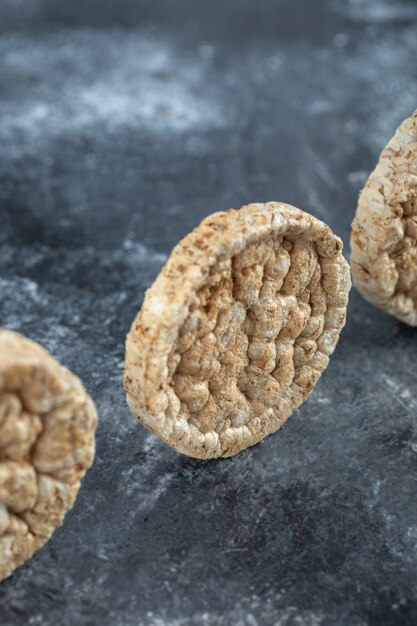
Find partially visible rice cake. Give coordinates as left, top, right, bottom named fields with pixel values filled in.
left=0, top=329, right=97, bottom=581
left=351, top=109, right=417, bottom=324
left=125, top=202, right=351, bottom=459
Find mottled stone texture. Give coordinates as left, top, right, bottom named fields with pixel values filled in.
left=0, top=0, right=417, bottom=624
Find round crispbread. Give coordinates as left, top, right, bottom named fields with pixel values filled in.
left=0, top=329, right=97, bottom=581
left=351, top=109, right=417, bottom=324
left=125, top=202, right=350, bottom=459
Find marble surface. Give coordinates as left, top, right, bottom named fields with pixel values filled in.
left=1, top=0, right=417, bottom=624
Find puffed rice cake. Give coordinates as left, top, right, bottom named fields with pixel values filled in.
left=125, top=202, right=351, bottom=459
left=0, top=329, right=97, bottom=581
left=351, top=109, right=417, bottom=324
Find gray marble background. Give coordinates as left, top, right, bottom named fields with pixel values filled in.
left=1, top=0, right=417, bottom=624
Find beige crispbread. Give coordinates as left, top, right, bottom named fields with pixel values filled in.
left=124, top=202, right=351, bottom=459
left=351, top=109, right=417, bottom=324
left=0, top=329, right=97, bottom=581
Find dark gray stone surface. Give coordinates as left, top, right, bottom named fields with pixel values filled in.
left=0, top=0, right=417, bottom=624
